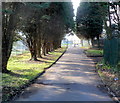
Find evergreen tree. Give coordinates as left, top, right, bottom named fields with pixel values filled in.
left=76, top=2, right=104, bottom=46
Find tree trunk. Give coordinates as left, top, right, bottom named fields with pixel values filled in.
left=2, top=3, right=19, bottom=73
left=27, top=34, right=38, bottom=61
left=50, top=42, right=54, bottom=52
left=91, top=38, right=94, bottom=47
left=58, top=40, right=61, bottom=48
left=42, top=42, right=46, bottom=56
left=81, top=39, right=83, bottom=47
left=88, top=40, right=90, bottom=46
left=30, top=50, right=38, bottom=61
left=53, top=40, right=58, bottom=50
left=2, top=56, right=10, bottom=73
left=30, top=36, right=38, bottom=61
left=37, top=48, right=42, bottom=58
left=37, top=37, right=42, bottom=58
left=97, top=35, right=100, bottom=48
left=36, top=25, right=42, bottom=58
left=46, top=42, right=51, bottom=54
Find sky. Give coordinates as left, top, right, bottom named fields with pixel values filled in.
left=72, top=0, right=81, bottom=16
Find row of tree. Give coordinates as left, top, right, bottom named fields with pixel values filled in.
left=2, top=2, right=74, bottom=73
left=76, top=2, right=120, bottom=46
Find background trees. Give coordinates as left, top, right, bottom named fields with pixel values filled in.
left=76, top=1, right=120, bottom=66
left=2, top=2, right=74, bottom=73
left=76, top=2, right=104, bottom=47
left=106, top=2, right=120, bottom=39
left=76, top=2, right=119, bottom=45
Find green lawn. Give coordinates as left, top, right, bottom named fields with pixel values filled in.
left=2, top=47, right=66, bottom=101
left=85, top=49, right=103, bottom=56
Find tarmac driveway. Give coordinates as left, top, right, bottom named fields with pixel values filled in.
left=15, top=47, right=112, bottom=101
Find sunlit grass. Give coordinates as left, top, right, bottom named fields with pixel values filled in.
left=85, top=49, right=103, bottom=56
left=3, top=47, right=66, bottom=87
left=80, top=46, right=90, bottom=49
left=2, top=47, right=66, bottom=101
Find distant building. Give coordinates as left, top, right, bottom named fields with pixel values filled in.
left=62, top=33, right=91, bottom=47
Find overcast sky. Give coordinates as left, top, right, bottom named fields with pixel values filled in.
left=72, top=0, right=81, bottom=16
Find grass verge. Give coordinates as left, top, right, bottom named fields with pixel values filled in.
left=84, top=48, right=103, bottom=57
left=96, top=60, right=120, bottom=101
left=86, top=50, right=120, bottom=101
left=2, top=47, right=66, bottom=101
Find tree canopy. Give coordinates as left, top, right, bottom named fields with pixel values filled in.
left=76, top=2, right=104, bottom=41
left=2, top=2, right=75, bottom=73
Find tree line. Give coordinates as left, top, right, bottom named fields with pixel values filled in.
left=76, top=1, right=120, bottom=46
left=2, top=1, right=119, bottom=73
left=2, top=2, right=74, bottom=73
left=76, top=1, right=120, bottom=66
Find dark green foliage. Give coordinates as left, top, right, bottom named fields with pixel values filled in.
left=61, top=2, right=75, bottom=30
left=2, top=2, right=75, bottom=72
left=76, top=2, right=104, bottom=40
left=25, top=2, right=50, bottom=9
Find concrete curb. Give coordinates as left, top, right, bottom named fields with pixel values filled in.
left=10, top=48, right=67, bottom=102
left=44, top=48, right=67, bottom=70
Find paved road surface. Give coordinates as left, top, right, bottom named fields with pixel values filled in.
left=15, top=47, right=112, bottom=101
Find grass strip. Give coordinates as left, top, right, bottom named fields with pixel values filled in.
left=2, top=47, right=66, bottom=101
left=84, top=49, right=103, bottom=57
